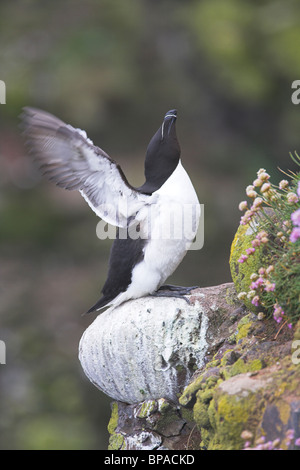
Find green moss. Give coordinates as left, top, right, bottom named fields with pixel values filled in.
left=193, top=399, right=211, bottom=429
left=181, top=350, right=264, bottom=449
left=229, top=222, right=271, bottom=312
left=227, top=333, right=237, bottom=345
left=207, top=393, right=256, bottom=450
left=236, top=314, right=254, bottom=341
left=187, top=372, right=222, bottom=446
left=223, top=358, right=263, bottom=380
left=218, top=395, right=250, bottom=423
left=206, top=359, right=220, bottom=368
left=236, top=322, right=252, bottom=341
left=180, top=407, right=194, bottom=424
left=237, top=313, right=252, bottom=328
left=179, top=311, right=300, bottom=450
left=108, top=432, right=125, bottom=450
left=137, top=400, right=157, bottom=418
left=225, top=313, right=254, bottom=345
left=193, top=389, right=214, bottom=429
left=179, top=375, right=204, bottom=407
left=278, top=400, right=291, bottom=425
left=107, top=402, right=119, bottom=435
left=107, top=403, right=126, bottom=450
left=220, top=349, right=235, bottom=367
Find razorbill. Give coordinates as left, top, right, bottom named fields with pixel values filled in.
left=21, top=108, right=200, bottom=314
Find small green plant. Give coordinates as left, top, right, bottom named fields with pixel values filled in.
left=237, top=153, right=300, bottom=327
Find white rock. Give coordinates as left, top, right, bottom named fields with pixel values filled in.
left=218, top=372, right=271, bottom=396
left=125, top=431, right=162, bottom=450
left=79, top=296, right=209, bottom=404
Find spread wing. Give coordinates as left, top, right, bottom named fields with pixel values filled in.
left=20, top=107, right=151, bottom=227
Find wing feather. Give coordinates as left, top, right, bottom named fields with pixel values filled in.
left=20, top=107, right=151, bottom=227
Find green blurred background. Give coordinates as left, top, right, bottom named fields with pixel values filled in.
left=1, top=0, right=300, bottom=450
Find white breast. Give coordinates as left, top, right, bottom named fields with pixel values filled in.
left=115, top=162, right=200, bottom=298
left=111, top=161, right=200, bottom=306
left=155, top=160, right=199, bottom=205
left=144, top=160, right=200, bottom=277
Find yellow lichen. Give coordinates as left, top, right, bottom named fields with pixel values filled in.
left=107, top=402, right=119, bottom=434
left=229, top=222, right=272, bottom=312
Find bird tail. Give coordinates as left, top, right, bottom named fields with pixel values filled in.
left=83, top=295, right=112, bottom=315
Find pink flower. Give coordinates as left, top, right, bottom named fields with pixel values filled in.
left=246, top=247, right=255, bottom=255
left=264, top=281, right=276, bottom=292
left=250, top=277, right=264, bottom=290
left=287, top=192, right=299, bottom=204
left=279, top=179, right=289, bottom=190
left=252, top=296, right=260, bottom=307
left=290, top=227, right=300, bottom=243
left=286, top=429, right=295, bottom=440
left=291, top=208, right=300, bottom=227
left=273, top=304, right=284, bottom=323
left=238, top=254, right=248, bottom=263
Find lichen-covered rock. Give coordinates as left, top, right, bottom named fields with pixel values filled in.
left=205, top=362, right=300, bottom=450
left=79, top=283, right=244, bottom=404
left=107, top=398, right=201, bottom=450
left=178, top=303, right=297, bottom=450
left=83, top=281, right=298, bottom=450
left=79, top=295, right=209, bottom=404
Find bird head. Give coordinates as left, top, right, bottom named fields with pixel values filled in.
left=140, top=109, right=181, bottom=194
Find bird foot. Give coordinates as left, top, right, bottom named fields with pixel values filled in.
left=150, top=285, right=198, bottom=304
left=157, top=284, right=198, bottom=295
left=150, top=291, right=190, bottom=304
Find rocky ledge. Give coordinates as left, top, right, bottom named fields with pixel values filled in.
left=79, top=282, right=300, bottom=450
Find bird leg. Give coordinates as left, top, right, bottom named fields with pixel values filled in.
left=150, top=290, right=191, bottom=304
left=157, top=284, right=198, bottom=295
left=150, top=285, right=198, bottom=304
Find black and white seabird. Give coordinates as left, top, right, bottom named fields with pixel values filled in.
left=21, top=108, right=200, bottom=314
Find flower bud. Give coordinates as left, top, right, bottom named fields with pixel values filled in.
left=287, top=192, right=299, bottom=204
left=238, top=201, right=248, bottom=211
left=253, top=178, right=263, bottom=187
left=246, top=185, right=257, bottom=198
left=261, top=182, right=271, bottom=193
left=279, top=180, right=289, bottom=190
left=258, top=172, right=270, bottom=181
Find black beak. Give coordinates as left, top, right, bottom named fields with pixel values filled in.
left=162, top=109, right=177, bottom=138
